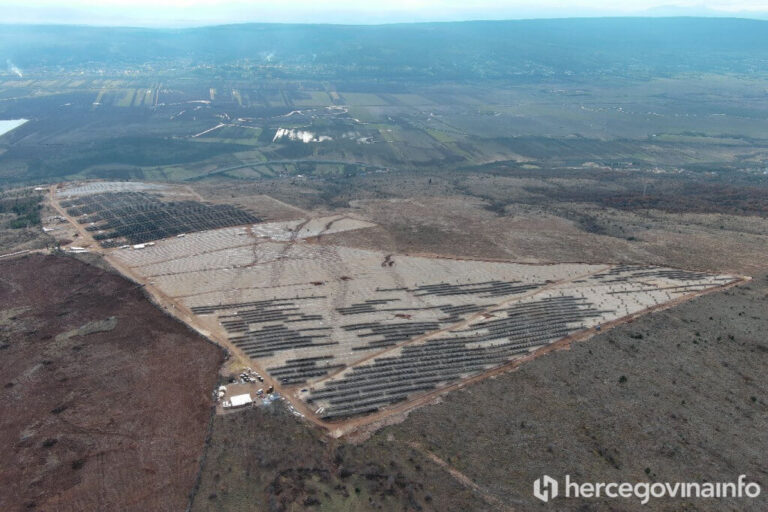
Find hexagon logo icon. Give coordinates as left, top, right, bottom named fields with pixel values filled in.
left=533, top=475, right=559, bottom=503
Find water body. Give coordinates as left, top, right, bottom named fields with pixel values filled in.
left=0, top=119, right=28, bottom=137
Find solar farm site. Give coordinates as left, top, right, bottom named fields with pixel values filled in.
left=59, top=184, right=262, bottom=247
left=50, top=182, right=743, bottom=432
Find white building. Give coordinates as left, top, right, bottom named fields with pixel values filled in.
left=226, top=393, right=252, bottom=408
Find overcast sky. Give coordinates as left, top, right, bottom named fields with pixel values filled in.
left=3, top=0, right=768, bottom=26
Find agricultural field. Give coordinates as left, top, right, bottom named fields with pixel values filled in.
left=4, top=71, right=768, bottom=186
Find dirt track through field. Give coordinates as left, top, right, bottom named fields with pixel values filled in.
left=406, top=441, right=516, bottom=512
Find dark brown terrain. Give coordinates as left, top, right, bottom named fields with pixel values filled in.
left=0, top=254, right=224, bottom=512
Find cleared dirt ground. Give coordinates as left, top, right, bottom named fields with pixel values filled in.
left=0, top=254, right=223, bottom=512
left=213, top=171, right=768, bottom=276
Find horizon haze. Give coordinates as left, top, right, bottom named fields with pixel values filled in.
left=3, top=0, right=768, bottom=26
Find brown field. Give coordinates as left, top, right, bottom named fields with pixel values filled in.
left=0, top=254, right=223, bottom=512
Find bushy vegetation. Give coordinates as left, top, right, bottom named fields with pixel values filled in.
left=0, top=194, right=43, bottom=228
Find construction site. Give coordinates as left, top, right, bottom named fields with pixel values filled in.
left=45, top=181, right=745, bottom=436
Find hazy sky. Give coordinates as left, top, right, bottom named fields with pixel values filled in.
left=3, top=0, right=768, bottom=26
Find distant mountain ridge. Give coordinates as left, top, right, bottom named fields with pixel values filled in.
left=2, top=18, right=768, bottom=81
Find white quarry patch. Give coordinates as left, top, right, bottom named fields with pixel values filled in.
left=337, top=131, right=374, bottom=144
left=273, top=127, right=332, bottom=143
